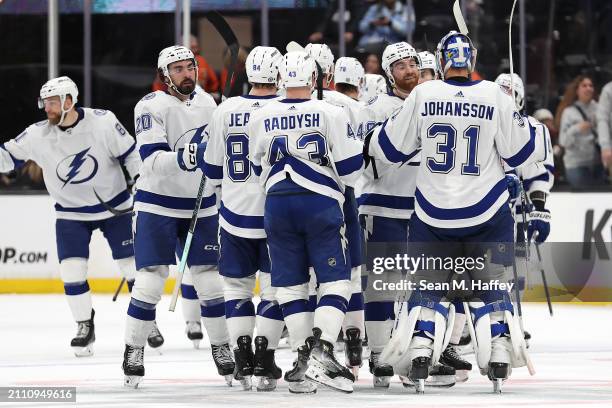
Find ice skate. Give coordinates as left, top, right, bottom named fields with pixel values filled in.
left=233, top=335, right=253, bottom=390
left=369, top=351, right=393, bottom=388
left=253, top=336, right=282, bottom=391
left=122, top=344, right=144, bottom=388
left=285, top=337, right=317, bottom=394
left=71, top=309, right=95, bottom=357
left=402, top=363, right=456, bottom=388
left=440, top=345, right=472, bottom=382
left=344, top=328, right=363, bottom=378
left=305, top=328, right=355, bottom=393
left=212, top=342, right=235, bottom=387
left=185, top=321, right=203, bottom=349
left=488, top=362, right=509, bottom=393
left=409, top=356, right=431, bottom=394
left=147, top=321, right=164, bottom=349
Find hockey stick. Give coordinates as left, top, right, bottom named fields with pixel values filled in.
left=452, top=0, right=469, bottom=35
left=534, top=241, right=553, bottom=316
left=93, top=188, right=133, bottom=216
left=112, top=277, right=126, bottom=302
left=169, top=11, right=239, bottom=312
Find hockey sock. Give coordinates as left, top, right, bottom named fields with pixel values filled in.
left=201, top=297, right=230, bottom=345
left=256, top=299, right=285, bottom=349
left=225, top=298, right=256, bottom=346
left=364, top=301, right=395, bottom=352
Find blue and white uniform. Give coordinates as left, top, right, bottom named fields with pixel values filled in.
left=0, top=107, right=138, bottom=322
left=126, top=89, right=230, bottom=349
left=203, top=93, right=284, bottom=348
left=248, top=97, right=363, bottom=346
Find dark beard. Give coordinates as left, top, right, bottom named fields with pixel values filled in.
left=176, top=80, right=195, bottom=95
left=48, top=114, right=61, bottom=125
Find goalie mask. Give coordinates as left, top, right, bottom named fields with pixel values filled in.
left=38, top=76, right=79, bottom=126
left=435, top=31, right=477, bottom=79
left=157, top=45, right=198, bottom=96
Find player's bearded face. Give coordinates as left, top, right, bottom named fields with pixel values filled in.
left=168, top=60, right=197, bottom=94
left=392, top=58, right=419, bottom=91
left=42, top=96, right=63, bottom=125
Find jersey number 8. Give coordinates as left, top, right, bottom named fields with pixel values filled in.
left=226, top=133, right=251, bottom=182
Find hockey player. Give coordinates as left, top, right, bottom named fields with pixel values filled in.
left=368, top=31, right=546, bottom=393
left=496, top=72, right=554, bottom=344
left=248, top=51, right=364, bottom=393
left=417, top=51, right=439, bottom=83
left=186, top=46, right=286, bottom=391
left=360, top=73, right=387, bottom=103
left=321, top=56, right=369, bottom=376
left=0, top=76, right=139, bottom=357
left=358, top=41, right=421, bottom=388
left=122, top=45, right=233, bottom=388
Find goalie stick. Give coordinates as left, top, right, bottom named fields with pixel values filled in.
left=169, top=11, right=239, bottom=312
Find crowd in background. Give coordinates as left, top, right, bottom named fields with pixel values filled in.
left=2, top=0, right=611, bottom=191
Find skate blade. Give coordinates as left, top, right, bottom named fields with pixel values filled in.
left=256, top=377, right=277, bottom=392
left=493, top=378, right=503, bottom=393
left=72, top=345, right=94, bottom=357
left=223, top=374, right=234, bottom=388
left=124, top=375, right=143, bottom=389
left=455, top=370, right=469, bottom=383
left=237, top=376, right=252, bottom=390
left=373, top=375, right=391, bottom=388
left=305, top=366, right=353, bottom=394
left=415, top=379, right=425, bottom=394
left=402, top=375, right=455, bottom=388
left=288, top=380, right=317, bottom=394
left=349, top=365, right=360, bottom=380
left=191, top=340, right=201, bottom=349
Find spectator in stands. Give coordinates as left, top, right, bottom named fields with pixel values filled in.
left=597, top=80, right=612, bottom=169
left=556, top=75, right=605, bottom=187
left=308, top=0, right=367, bottom=51
left=358, top=0, right=415, bottom=47
left=363, top=52, right=383, bottom=75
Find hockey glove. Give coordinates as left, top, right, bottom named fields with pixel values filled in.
left=528, top=210, right=551, bottom=243
left=177, top=142, right=207, bottom=172
left=505, top=173, right=521, bottom=205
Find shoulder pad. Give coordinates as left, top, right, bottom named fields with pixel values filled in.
left=141, top=92, right=157, bottom=101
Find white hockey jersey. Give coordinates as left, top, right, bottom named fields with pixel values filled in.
left=369, top=79, right=547, bottom=229
left=203, top=94, right=279, bottom=239
left=133, top=90, right=217, bottom=218
left=248, top=98, right=364, bottom=204
left=357, top=91, right=420, bottom=219
left=318, top=89, right=370, bottom=141
left=0, top=108, right=139, bottom=221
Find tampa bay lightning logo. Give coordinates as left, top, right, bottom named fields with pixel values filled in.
left=56, top=147, right=99, bottom=188
left=172, top=124, right=208, bottom=150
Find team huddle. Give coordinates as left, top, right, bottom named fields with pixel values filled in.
left=0, top=28, right=554, bottom=395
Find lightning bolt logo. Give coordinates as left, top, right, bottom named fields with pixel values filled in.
left=56, top=147, right=99, bottom=188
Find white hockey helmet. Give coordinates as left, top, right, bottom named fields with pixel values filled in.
left=157, top=45, right=198, bottom=95
left=381, top=42, right=418, bottom=85
left=495, top=73, right=525, bottom=110
left=418, top=51, right=437, bottom=72
left=246, top=46, right=283, bottom=85
left=334, top=57, right=365, bottom=88
left=38, top=76, right=79, bottom=126
left=361, top=74, right=387, bottom=101
left=279, top=51, right=317, bottom=89
left=305, top=43, right=335, bottom=78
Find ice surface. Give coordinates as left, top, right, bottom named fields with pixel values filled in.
left=1, top=295, right=611, bottom=407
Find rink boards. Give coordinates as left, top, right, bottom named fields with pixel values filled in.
left=0, top=192, right=611, bottom=296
